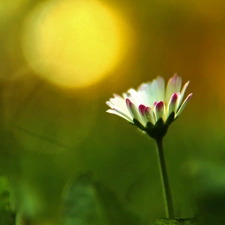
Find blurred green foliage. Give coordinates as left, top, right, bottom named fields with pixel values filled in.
left=0, top=177, right=15, bottom=225
left=61, top=171, right=144, bottom=225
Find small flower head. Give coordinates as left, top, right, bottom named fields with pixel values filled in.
left=106, top=74, right=192, bottom=139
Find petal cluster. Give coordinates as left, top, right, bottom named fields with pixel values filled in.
left=106, top=74, right=192, bottom=138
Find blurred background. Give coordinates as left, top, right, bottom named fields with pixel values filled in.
left=1, top=0, right=225, bottom=224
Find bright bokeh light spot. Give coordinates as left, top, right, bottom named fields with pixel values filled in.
left=21, top=0, right=130, bottom=88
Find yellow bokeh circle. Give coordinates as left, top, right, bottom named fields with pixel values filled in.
left=22, top=0, right=129, bottom=88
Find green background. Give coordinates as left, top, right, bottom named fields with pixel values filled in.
left=1, top=0, right=225, bottom=224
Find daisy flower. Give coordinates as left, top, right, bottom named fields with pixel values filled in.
left=106, top=74, right=192, bottom=139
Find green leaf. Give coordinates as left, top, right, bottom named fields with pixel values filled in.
left=61, top=171, right=144, bottom=225
left=155, top=218, right=197, bottom=225
left=61, top=171, right=109, bottom=225
left=0, top=177, right=15, bottom=225
left=94, top=181, right=144, bottom=225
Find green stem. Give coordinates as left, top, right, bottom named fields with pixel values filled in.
left=155, top=137, right=174, bottom=218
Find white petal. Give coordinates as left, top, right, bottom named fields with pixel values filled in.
left=145, top=106, right=156, bottom=124
left=126, top=88, right=141, bottom=105
left=106, top=101, right=128, bottom=115
left=106, top=94, right=133, bottom=122
left=125, top=98, right=139, bottom=119
left=167, top=93, right=179, bottom=116
left=177, top=81, right=190, bottom=108
left=106, top=109, right=133, bottom=123
left=166, top=74, right=182, bottom=103
left=154, top=101, right=166, bottom=121
left=138, top=76, right=165, bottom=106
left=176, top=93, right=193, bottom=117
left=106, top=100, right=115, bottom=108
left=126, top=99, right=145, bottom=125
left=138, top=104, right=156, bottom=125
left=107, top=94, right=127, bottom=112
left=138, top=104, right=148, bottom=124
left=151, top=76, right=165, bottom=101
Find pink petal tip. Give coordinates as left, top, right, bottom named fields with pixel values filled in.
left=171, top=93, right=178, bottom=103
left=138, top=104, right=146, bottom=115
left=126, top=98, right=134, bottom=110
left=156, top=101, right=164, bottom=110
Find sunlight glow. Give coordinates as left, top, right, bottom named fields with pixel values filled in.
left=21, top=0, right=130, bottom=88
